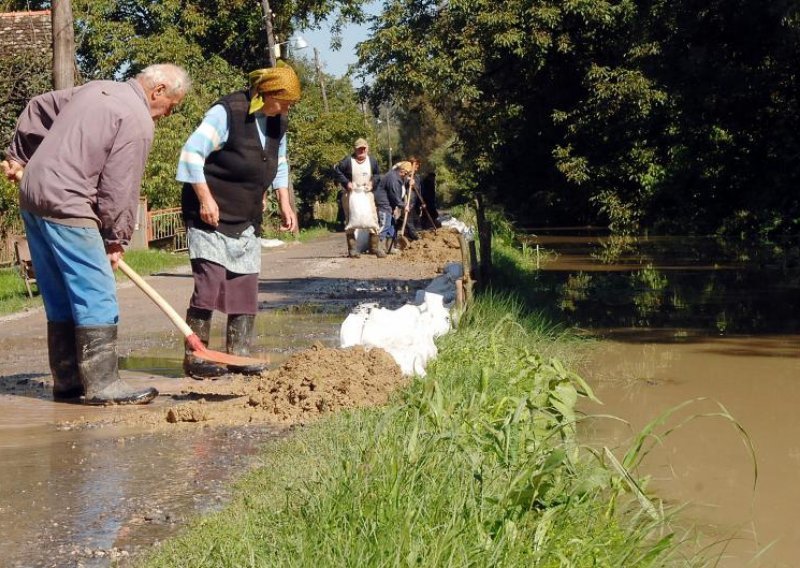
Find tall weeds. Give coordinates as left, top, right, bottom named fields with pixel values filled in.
left=143, top=291, right=701, bottom=567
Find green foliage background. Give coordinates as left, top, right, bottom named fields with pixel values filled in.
left=358, top=0, right=800, bottom=238
left=0, top=0, right=376, bottom=221
left=2, top=1, right=799, bottom=239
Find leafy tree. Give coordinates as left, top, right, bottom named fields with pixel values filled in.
left=358, top=0, right=800, bottom=238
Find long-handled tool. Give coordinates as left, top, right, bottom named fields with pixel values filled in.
left=118, top=259, right=269, bottom=367
left=410, top=183, right=437, bottom=234
left=388, top=190, right=412, bottom=253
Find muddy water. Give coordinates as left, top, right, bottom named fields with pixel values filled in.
left=527, top=230, right=800, bottom=566
left=0, top=311, right=342, bottom=568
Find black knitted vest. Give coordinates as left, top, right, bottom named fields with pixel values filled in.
left=181, top=91, right=288, bottom=236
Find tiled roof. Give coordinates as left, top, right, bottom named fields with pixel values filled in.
left=0, top=10, right=52, bottom=54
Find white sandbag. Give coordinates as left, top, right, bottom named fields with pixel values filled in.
left=260, top=238, right=287, bottom=248
left=418, top=292, right=452, bottom=337
left=354, top=228, right=370, bottom=253
left=340, top=312, right=367, bottom=347
left=345, top=189, right=379, bottom=232
left=336, top=214, right=471, bottom=377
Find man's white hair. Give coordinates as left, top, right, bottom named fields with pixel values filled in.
left=136, top=64, right=191, bottom=97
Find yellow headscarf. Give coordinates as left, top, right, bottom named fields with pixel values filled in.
left=248, top=62, right=302, bottom=114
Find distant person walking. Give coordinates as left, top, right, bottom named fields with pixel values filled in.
left=333, top=138, right=384, bottom=258
left=2, top=64, right=191, bottom=405
left=178, top=65, right=299, bottom=378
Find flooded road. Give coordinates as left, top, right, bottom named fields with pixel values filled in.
left=0, top=313, right=340, bottom=568
left=0, top=232, right=450, bottom=568
left=527, top=230, right=800, bottom=566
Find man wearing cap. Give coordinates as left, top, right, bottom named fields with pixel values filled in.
left=373, top=161, right=413, bottom=250
left=177, top=64, right=299, bottom=378
left=333, top=138, right=384, bottom=258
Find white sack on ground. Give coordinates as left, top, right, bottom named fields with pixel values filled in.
left=339, top=282, right=454, bottom=376
left=338, top=216, right=470, bottom=376
left=354, top=228, right=370, bottom=252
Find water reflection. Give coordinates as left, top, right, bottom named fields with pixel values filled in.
left=0, top=424, right=282, bottom=568
left=528, top=229, right=800, bottom=566
left=523, top=231, right=800, bottom=334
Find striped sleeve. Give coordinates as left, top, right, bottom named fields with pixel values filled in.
left=271, top=133, right=289, bottom=189
left=176, top=104, right=229, bottom=184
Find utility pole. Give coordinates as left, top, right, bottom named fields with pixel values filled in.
left=52, top=0, right=75, bottom=89
left=313, top=47, right=329, bottom=112
left=386, top=108, right=393, bottom=166
left=260, top=0, right=277, bottom=67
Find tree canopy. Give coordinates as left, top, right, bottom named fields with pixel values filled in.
left=358, top=0, right=800, bottom=238
left=0, top=0, right=374, bottom=217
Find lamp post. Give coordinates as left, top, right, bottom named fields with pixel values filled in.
left=273, top=35, right=309, bottom=60
left=313, top=47, right=330, bottom=113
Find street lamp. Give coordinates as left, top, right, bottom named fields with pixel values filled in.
left=273, top=35, right=309, bottom=59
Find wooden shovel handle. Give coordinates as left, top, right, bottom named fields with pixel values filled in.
left=399, top=189, right=411, bottom=234
left=117, top=259, right=194, bottom=339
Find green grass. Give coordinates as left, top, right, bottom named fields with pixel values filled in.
left=140, top=289, right=702, bottom=566
left=119, top=249, right=189, bottom=279
left=0, top=266, right=40, bottom=315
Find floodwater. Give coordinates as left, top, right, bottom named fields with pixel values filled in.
left=0, top=311, right=342, bottom=568
left=526, top=229, right=800, bottom=566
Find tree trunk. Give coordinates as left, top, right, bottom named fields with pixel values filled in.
left=52, top=0, right=75, bottom=89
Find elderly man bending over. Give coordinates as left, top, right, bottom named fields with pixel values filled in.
left=2, top=64, right=191, bottom=405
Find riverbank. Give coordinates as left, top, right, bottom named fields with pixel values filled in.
left=139, top=234, right=707, bottom=567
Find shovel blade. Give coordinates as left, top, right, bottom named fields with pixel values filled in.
left=186, top=334, right=270, bottom=367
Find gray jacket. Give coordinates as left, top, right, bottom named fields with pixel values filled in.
left=7, top=79, right=154, bottom=246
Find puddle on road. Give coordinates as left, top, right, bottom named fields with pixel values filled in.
left=527, top=230, right=800, bottom=566
left=0, top=423, right=283, bottom=568
left=0, top=310, right=343, bottom=568
left=119, top=311, right=343, bottom=377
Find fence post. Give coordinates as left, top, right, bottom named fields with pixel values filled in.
left=475, top=195, right=492, bottom=283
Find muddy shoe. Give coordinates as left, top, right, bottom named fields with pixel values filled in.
left=370, top=233, right=386, bottom=258
left=47, top=320, right=84, bottom=401
left=76, top=325, right=158, bottom=406
left=184, top=308, right=227, bottom=379
left=346, top=233, right=360, bottom=258
left=183, top=353, right=228, bottom=379
left=84, top=380, right=158, bottom=406
left=226, top=314, right=269, bottom=376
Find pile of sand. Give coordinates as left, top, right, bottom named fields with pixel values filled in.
left=59, top=344, right=406, bottom=431
left=392, top=228, right=463, bottom=266
left=165, top=343, right=406, bottom=426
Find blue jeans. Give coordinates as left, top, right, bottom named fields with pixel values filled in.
left=22, top=211, right=119, bottom=325
left=377, top=207, right=395, bottom=240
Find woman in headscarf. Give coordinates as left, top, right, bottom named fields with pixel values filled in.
left=176, top=64, right=300, bottom=378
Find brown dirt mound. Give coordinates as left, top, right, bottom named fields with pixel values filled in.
left=61, top=344, right=406, bottom=431
left=169, top=343, right=406, bottom=426
left=392, top=228, right=462, bottom=266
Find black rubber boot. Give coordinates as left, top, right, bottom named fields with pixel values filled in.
left=226, top=314, right=268, bottom=375
left=369, top=233, right=386, bottom=258
left=48, top=320, right=83, bottom=401
left=346, top=232, right=360, bottom=258
left=183, top=307, right=227, bottom=379
left=76, top=325, right=158, bottom=406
